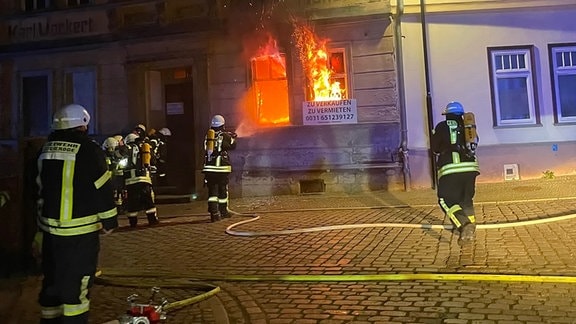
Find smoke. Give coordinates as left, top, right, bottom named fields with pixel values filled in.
left=222, top=0, right=292, bottom=60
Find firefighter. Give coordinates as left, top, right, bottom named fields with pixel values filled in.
left=32, top=104, right=118, bottom=323
left=431, top=101, right=480, bottom=245
left=149, top=127, right=171, bottom=179
left=123, top=132, right=159, bottom=227
left=202, top=115, right=237, bottom=222
left=102, top=137, right=128, bottom=213
left=133, top=123, right=147, bottom=139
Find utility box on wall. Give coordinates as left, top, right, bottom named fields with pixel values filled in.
left=503, top=164, right=520, bottom=181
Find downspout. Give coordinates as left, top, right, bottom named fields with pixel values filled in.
left=394, top=0, right=411, bottom=191
left=420, top=0, right=437, bottom=189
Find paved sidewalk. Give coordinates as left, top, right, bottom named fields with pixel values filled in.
left=4, top=175, right=576, bottom=323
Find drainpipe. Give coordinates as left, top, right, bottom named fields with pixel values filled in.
left=394, top=0, right=411, bottom=191
left=420, top=0, right=437, bottom=189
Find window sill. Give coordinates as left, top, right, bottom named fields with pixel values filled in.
left=554, top=122, right=576, bottom=126
left=493, top=123, right=542, bottom=129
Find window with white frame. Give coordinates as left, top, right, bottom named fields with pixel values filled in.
left=549, top=44, right=576, bottom=123
left=23, top=0, right=50, bottom=11
left=487, top=46, right=539, bottom=126
left=65, top=67, right=97, bottom=134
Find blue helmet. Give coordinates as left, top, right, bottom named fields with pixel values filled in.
left=442, top=101, right=464, bottom=116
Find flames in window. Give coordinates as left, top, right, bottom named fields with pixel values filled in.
left=250, top=35, right=290, bottom=125
left=249, top=23, right=345, bottom=125
left=293, top=23, right=345, bottom=101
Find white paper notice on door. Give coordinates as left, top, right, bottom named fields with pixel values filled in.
left=166, top=102, right=184, bottom=115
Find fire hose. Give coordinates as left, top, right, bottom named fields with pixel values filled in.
left=95, top=271, right=220, bottom=324
left=225, top=205, right=576, bottom=236
left=98, top=196, right=576, bottom=322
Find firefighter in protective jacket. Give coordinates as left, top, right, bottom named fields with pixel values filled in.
left=123, top=132, right=159, bottom=227
left=431, top=101, right=480, bottom=245
left=102, top=136, right=128, bottom=212
left=202, top=114, right=237, bottom=222
left=33, top=104, right=118, bottom=323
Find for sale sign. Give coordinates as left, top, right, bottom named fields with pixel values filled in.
left=302, top=99, right=358, bottom=125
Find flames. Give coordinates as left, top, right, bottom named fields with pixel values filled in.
left=250, top=24, right=343, bottom=102
left=293, top=23, right=343, bottom=101
left=247, top=22, right=343, bottom=125
left=250, top=34, right=290, bottom=125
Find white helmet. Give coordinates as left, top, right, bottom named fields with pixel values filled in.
left=158, top=127, right=172, bottom=136
left=136, top=124, right=146, bottom=132
left=124, top=133, right=139, bottom=144
left=113, top=135, right=124, bottom=146
left=211, top=115, right=225, bottom=128
left=52, top=104, right=90, bottom=130
left=102, top=137, right=119, bottom=151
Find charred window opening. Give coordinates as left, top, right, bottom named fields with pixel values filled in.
left=250, top=53, right=290, bottom=126
left=328, top=49, right=348, bottom=100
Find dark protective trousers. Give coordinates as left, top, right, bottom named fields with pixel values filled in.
left=125, top=182, right=157, bottom=226
left=39, top=232, right=99, bottom=324
left=124, top=182, right=155, bottom=213
left=437, top=172, right=478, bottom=229
left=205, top=172, right=230, bottom=217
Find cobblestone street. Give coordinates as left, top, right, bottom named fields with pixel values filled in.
left=5, top=176, right=576, bottom=323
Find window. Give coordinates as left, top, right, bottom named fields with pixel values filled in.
left=487, top=46, right=539, bottom=126
left=327, top=48, right=348, bottom=100
left=21, top=71, right=52, bottom=137
left=549, top=44, right=576, bottom=123
left=304, top=47, right=349, bottom=101
left=250, top=54, right=290, bottom=125
left=65, top=67, right=97, bottom=134
left=23, top=0, right=50, bottom=11
left=67, top=0, right=91, bottom=7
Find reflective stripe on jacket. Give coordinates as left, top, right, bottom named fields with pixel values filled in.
left=202, top=129, right=236, bottom=173
left=36, top=130, right=118, bottom=236
left=431, top=116, right=480, bottom=180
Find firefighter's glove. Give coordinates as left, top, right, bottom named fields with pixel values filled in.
left=230, top=132, right=238, bottom=139
left=31, top=231, right=43, bottom=259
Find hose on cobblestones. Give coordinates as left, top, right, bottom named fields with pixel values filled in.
left=94, top=272, right=221, bottom=312
left=224, top=209, right=576, bottom=237
left=97, top=267, right=576, bottom=284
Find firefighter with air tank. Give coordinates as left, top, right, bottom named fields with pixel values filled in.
left=431, top=101, right=480, bottom=245
left=123, top=131, right=159, bottom=227
left=202, top=114, right=237, bottom=222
